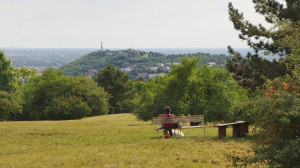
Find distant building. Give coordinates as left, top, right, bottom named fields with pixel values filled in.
left=163, top=66, right=170, bottom=71
left=137, top=73, right=149, bottom=78
left=147, top=67, right=158, bottom=71
left=121, top=63, right=131, bottom=68
left=156, top=63, right=164, bottom=68
left=208, top=62, right=217, bottom=67
left=149, top=74, right=158, bottom=79
left=165, top=63, right=172, bottom=67
left=85, top=68, right=99, bottom=77
left=121, top=67, right=134, bottom=73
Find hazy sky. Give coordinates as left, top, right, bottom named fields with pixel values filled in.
left=0, top=0, right=269, bottom=49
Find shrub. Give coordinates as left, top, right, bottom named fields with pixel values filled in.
left=44, top=96, right=91, bottom=120
left=230, top=78, right=300, bottom=167
left=21, top=68, right=109, bottom=120
left=0, top=91, right=21, bottom=121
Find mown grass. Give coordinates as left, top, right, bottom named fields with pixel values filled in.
left=0, top=114, right=254, bottom=168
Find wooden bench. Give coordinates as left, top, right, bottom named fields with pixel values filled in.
left=214, top=121, right=250, bottom=138
left=152, top=115, right=205, bottom=137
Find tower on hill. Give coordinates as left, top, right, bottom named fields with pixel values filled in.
left=101, top=42, right=103, bottom=51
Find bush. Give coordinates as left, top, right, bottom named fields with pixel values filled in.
left=0, top=91, right=22, bottom=121
left=21, top=68, right=109, bottom=120
left=230, top=78, right=300, bottom=167
left=44, top=96, right=91, bottom=120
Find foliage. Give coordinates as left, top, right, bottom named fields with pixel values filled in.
left=44, top=96, right=91, bottom=120
left=14, top=66, right=37, bottom=86
left=229, top=21, right=300, bottom=167
left=226, top=48, right=290, bottom=91
left=0, top=51, right=16, bottom=93
left=230, top=78, right=300, bottom=167
left=94, top=65, right=135, bottom=114
left=72, top=77, right=110, bottom=116
left=135, top=57, right=247, bottom=122
left=226, top=0, right=299, bottom=91
left=21, top=68, right=109, bottom=120
left=60, top=50, right=231, bottom=79
left=0, top=91, right=22, bottom=121
left=278, top=20, right=300, bottom=75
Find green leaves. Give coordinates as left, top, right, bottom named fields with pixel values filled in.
left=226, top=1, right=300, bottom=92
left=0, top=91, right=22, bottom=121
left=135, top=57, right=247, bottom=122
left=94, top=65, right=135, bottom=114
left=0, top=51, right=17, bottom=93
left=21, top=68, right=109, bottom=120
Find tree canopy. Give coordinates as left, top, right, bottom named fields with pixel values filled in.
left=135, top=57, right=247, bottom=122
left=226, top=0, right=299, bottom=91
left=0, top=51, right=16, bottom=93
left=0, top=91, right=22, bottom=121
left=21, top=68, right=109, bottom=120
left=94, top=65, right=135, bottom=114
left=227, top=7, right=300, bottom=167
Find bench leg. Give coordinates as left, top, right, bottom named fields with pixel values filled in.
left=232, top=124, right=241, bottom=137
left=240, top=123, right=249, bottom=135
left=218, top=126, right=227, bottom=138
left=155, top=125, right=158, bottom=136
left=201, top=122, right=205, bottom=137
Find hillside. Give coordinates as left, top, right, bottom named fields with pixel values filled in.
left=0, top=113, right=252, bottom=167
left=60, top=49, right=231, bottom=79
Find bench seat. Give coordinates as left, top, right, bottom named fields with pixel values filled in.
left=152, top=115, right=205, bottom=137
left=181, top=125, right=206, bottom=129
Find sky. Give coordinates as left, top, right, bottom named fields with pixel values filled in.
left=0, top=0, right=270, bottom=49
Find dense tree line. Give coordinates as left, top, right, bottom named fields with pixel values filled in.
left=134, top=57, right=247, bottom=122
left=0, top=52, right=110, bottom=121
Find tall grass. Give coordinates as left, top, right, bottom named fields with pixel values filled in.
left=0, top=114, right=253, bottom=167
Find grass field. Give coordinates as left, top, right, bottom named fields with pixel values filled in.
left=0, top=114, right=254, bottom=168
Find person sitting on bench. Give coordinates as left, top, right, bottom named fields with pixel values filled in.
left=156, top=106, right=179, bottom=137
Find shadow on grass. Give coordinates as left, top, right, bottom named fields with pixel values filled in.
left=150, top=136, right=163, bottom=139
left=149, top=134, right=256, bottom=143
left=184, top=134, right=256, bottom=143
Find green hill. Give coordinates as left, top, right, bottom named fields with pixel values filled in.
left=60, top=49, right=231, bottom=79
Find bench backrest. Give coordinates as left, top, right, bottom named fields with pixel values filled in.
left=152, top=115, right=204, bottom=124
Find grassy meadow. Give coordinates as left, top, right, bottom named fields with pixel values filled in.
left=0, top=114, right=254, bottom=168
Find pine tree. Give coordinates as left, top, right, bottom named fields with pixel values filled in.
left=226, top=0, right=299, bottom=91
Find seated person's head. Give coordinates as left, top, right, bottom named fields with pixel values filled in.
left=164, top=106, right=171, bottom=115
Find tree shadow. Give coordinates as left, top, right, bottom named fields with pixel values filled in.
left=183, top=134, right=256, bottom=143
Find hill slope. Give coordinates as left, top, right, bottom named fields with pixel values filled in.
left=60, top=49, right=231, bottom=79
left=0, top=113, right=252, bottom=167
